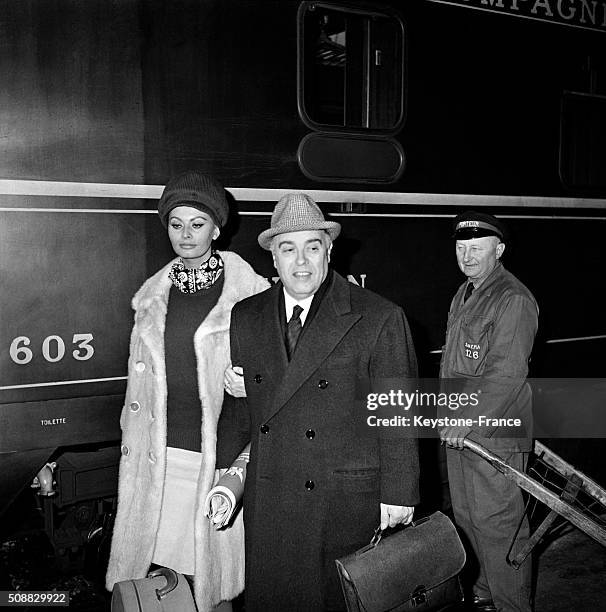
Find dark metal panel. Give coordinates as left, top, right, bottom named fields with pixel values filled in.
left=0, top=395, right=123, bottom=454
left=141, top=0, right=303, bottom=185
left=0, top=207, right=147, bottom=396
left=54, top=446, right=121, bottom=507
left=0, top=0, right=144, bottom=183
left=559, top=92, right=606, bottom=191
left=298, top=132, right=405, bottom=182
left=0, top=394, right=122, bottom=516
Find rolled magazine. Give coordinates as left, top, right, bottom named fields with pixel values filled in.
left=204, top=443, right=250, bottom=528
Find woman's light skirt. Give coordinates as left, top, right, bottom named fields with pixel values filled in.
left=152, top=446, right=202, bottom=575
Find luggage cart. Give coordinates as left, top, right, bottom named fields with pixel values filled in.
left=463, top=439, right=606, bottom=567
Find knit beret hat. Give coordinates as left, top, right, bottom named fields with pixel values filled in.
left=157, top=171, right=229, bottom=228
left=452, top=210, right=506, bottom=241
left=258, top=192, right=341, bottom=250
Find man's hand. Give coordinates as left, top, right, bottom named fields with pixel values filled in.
left=224, top=365, right=246, bottom=398
left=439, top=425, right=472, bottom=450
left=380, top=503, right=414, bottom=529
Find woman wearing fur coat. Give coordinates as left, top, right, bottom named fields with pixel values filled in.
left=105, top=171, right=269, bottom=611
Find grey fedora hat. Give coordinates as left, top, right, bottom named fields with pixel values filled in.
left=258, top=192, right=341, bottom=250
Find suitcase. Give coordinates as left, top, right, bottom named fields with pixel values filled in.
left=111, top=567, right=197, bottom=612
left=335, top=511, right=466, bottom=612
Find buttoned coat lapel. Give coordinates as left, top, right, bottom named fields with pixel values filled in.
left=250, top=283, right=289, bottom=407
left=247, top=283, right=288, bottom=418
left=266, top=273, right=360, bottom=422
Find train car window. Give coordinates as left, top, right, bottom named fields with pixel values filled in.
left=298, top=2, right=405, bottom=132
left=560, top=92, right=606, bottom=190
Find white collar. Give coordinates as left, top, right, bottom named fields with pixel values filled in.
left=283, top=289, right=314, bottom=326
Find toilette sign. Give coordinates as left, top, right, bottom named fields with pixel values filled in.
left=427, top=0, right=606, bottom=33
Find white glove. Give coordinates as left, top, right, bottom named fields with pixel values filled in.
left=224, top=365, right=247, bottom=397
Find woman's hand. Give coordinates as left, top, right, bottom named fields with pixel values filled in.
left=224, top=365, right=246, bottom=397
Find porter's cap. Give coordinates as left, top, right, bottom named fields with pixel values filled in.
left=453, top=210, right=505, bottom=240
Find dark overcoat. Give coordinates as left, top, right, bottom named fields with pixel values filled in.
left=217, top=271, right=420, bottom=611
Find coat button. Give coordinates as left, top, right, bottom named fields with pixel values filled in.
left=305, top=429, right=315, bottom=439
left=148, top=451, right=156, bottom=464
left=260, top=424, right=270, bottom=434
left=129, top=401, right=140, bottom=412
left=254, top=374, right=263, bottom=384
left=318, top=379, right=329, bottom=389
left=121, top=444, right=130, bottom=456
left=135, top=361, right=146, bottom=373
left=305, top=480, right=315, bottom=491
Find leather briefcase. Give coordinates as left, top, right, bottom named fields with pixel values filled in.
left=335, top=511, right=465, bottom=612
left=111, top=567, right=196, bottom=612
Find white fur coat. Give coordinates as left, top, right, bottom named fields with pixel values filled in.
left=105, top=251, right=269, bottom=611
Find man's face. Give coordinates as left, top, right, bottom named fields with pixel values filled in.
left=272, top=230, right=332, bottom=300
left=455, top=236, right=505, bottom=283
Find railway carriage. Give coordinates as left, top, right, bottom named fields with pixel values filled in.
left=1, top=0, right=605, bottom=562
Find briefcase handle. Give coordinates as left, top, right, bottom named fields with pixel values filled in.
left=148, top=567, right=180, bottom=601
left=369, top=515, right=431, bottom=547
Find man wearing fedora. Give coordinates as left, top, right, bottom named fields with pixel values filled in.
left=439, top=211, right=538, bottom=612
left=215, top=192, right=420, bottom=611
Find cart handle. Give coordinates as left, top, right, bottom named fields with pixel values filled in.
left=462, top=439, right=606, bottom=548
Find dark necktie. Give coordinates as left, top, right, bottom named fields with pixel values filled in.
left=286, top=305, right=303, bottom=360
left=464, top=282, right=474, bottom=303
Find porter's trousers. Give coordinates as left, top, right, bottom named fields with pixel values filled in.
left=447, top=448, right=532, bottom=612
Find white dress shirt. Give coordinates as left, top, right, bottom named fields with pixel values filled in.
left=283, top=290, right=314, bottom=326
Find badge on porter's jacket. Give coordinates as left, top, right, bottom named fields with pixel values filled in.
left=464, top=341, right=480, bottom=360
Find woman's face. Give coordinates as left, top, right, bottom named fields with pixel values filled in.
left=167, top=206, right=220, bottom=269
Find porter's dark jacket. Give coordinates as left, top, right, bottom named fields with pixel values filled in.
left=440, top=262, right=538, bottom=451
